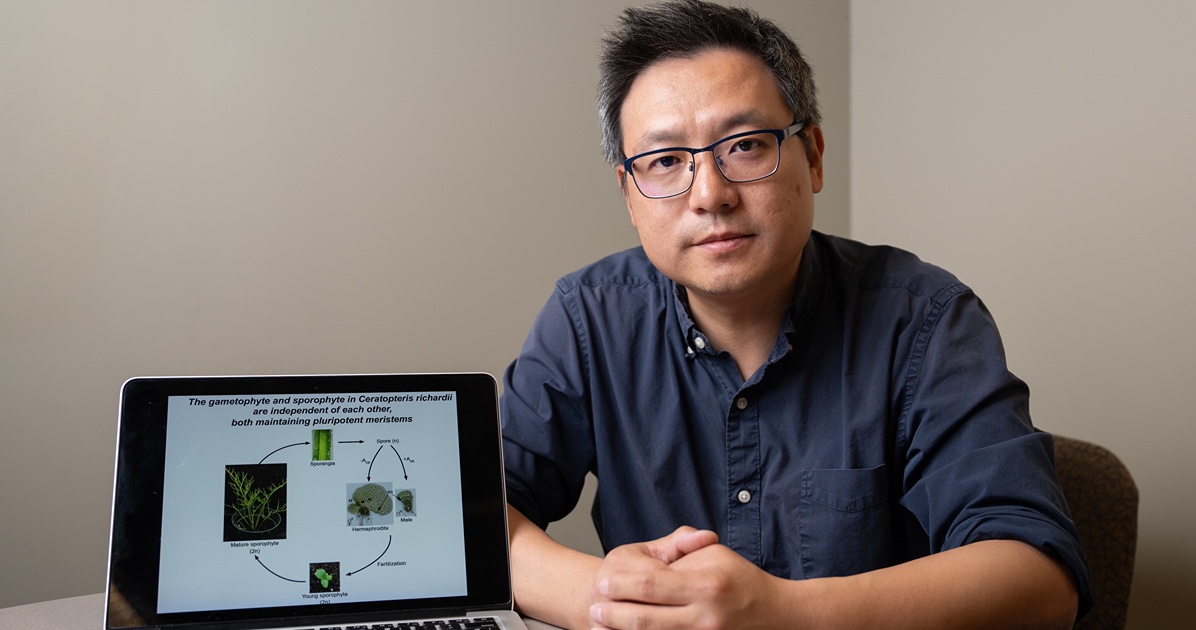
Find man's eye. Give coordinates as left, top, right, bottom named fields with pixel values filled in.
left=730, top=139, right=763, bottom=154
left=649, top=154, right=684, bottom=170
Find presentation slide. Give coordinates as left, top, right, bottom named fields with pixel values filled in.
left=155, top=391, right=467, bottom=614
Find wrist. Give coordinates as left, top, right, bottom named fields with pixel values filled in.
left=771, top=574, right=842, bottom=629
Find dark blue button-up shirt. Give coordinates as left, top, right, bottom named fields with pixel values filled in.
left=501, top=231, right=1091, bottom=611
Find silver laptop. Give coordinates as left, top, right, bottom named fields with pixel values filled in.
left=105, top=373, right=527, bottom=630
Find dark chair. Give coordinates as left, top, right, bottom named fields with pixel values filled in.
left=1053, top=435, right=1138, bottom=630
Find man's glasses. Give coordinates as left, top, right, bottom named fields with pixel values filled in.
left=622, top=122, right=805, bottom=199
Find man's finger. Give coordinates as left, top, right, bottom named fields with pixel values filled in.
left=590, top=600, right=694, bottom=630
left=673, top=528, right=718, bottom=557
left=598, top=570, right=695, bottom=605
left=644, top=526, right=719, bottom=564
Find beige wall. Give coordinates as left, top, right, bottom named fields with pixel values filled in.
left=0, top=1, right=848, bottom=609
left=852, top=1, right=1196, bottom=627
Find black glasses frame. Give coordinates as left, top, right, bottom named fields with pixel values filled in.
left=621, top=122, right=806, bottom=199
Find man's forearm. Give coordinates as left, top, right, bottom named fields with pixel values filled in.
left=508, top=505, right=1078, bottom=630
left=788, top=539, right=1078, bottom=630
left=507, top=505, right=603, bottom=630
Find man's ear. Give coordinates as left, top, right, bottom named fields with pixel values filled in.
left=805, top=124, right=826, bottom=194
left=617, top=167, right=639, bottom=228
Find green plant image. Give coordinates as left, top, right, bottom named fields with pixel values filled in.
left=312, top=429, right=332, bottom=461
left=314, top=568, right=333, bottom=588
left=308, top=562, right=340, bottom=593
left=226, top=467, right=287, bottom=532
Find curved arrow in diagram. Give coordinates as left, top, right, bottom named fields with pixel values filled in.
left=366, top=446, right=408, bottom=481
left=255, top=555, right=304, bottom=583
left=254, top=534, right=395, bottom=583
left=257, top=442, right=311, bottom=465
left=391, top=445, right=408, bottom=480
left=347, top=535, right=392, bottom=576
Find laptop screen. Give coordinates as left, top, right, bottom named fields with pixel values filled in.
left=106, top=374, right=511, bottom=629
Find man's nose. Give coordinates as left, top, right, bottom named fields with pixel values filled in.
left=687, top=152, right=738, bottom=213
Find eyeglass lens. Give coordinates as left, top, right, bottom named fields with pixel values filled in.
left=630, top=131, right=781, bottom=198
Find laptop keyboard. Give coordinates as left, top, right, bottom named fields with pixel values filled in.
left=307, top=618, right=501, bottom=630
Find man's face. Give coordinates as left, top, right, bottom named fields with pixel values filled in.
left=617, top=47, right=824, bottom=303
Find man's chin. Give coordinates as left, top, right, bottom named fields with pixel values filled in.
left=674, top=261, right=797, bottom=305
left=679, top=273, right=757, bottom=299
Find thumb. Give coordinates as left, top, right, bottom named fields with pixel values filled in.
left=645, top=526, right=719, bottom=564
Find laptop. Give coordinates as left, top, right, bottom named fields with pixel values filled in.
left=105, top=373, right=528, bottom=630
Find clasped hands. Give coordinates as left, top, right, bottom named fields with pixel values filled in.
left=587, top=526, right=787, bottom=630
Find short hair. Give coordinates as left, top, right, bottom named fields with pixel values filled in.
left=598, top=0, right=821, bottom=167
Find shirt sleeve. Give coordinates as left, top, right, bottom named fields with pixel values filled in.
left=896, top=286, right=1094, bottom=619
left=500, top=283, right=595, bottom=530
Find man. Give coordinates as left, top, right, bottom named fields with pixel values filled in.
left=501, top=2, right=1091, bottom=628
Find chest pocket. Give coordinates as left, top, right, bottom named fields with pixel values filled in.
left=796, top=464, right=893, bottom=578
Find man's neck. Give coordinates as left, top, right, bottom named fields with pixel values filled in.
left=686, top=266, right=800, bottom=381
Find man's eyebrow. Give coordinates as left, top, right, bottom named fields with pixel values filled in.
left=630, top=109, right=781, bottom=154
left=718, top=109, right=777, bottom=134
left=634, top=128, right=686, bottom=151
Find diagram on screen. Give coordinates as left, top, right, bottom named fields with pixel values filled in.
left=224, top=435, right=421, bottom=586
left=157, top=392, right=467, bottom=612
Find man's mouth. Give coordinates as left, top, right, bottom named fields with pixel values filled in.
left=694, top=232, right=753, bottom=252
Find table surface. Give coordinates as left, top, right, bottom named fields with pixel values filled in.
left=0, top=593, right=561, bottom=630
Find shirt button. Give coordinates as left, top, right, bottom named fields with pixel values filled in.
left=736, top=397, right=748, bottom=410
left=737, top=490, right=752, bottom=504
left=694, top=337, right=706, bottom=350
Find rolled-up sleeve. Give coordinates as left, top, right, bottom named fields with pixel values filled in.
left=897, top=286, right=1094, bottom=617
left=501, top=283, right=595, bottom=530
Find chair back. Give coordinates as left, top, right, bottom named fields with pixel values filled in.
left=1053, top=435, right=1138, bottom=630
